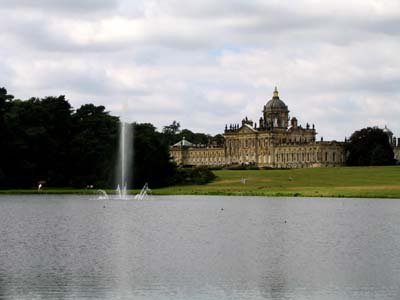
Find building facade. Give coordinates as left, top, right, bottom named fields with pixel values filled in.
left=171, top=88, right=346, bottom=168
left=383, top=125, right=400, bottom=161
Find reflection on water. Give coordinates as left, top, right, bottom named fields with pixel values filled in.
left=0, top=195, right=400, bottom=299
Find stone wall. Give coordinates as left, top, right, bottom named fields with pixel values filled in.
left=394, top=147, right=400, bottom=162
left=170, top=146, right=226, bottom=166
left=170, top=141, right=345, bottom=168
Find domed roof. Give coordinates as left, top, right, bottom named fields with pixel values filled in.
left=383, top=125, right=393, bottom=135
left=265, top=87, right=288, bottom=110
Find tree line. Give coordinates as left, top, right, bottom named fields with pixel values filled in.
left=346, top=127, right=396, bottom=166
left=0, top=88, right=215, bottom=189
left=0, top=87, right=395, bottom=189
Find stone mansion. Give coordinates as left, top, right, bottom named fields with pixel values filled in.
left=170, top=88, right=346, bottom=168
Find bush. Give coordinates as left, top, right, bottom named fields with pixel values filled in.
left=173, top=166, right=216, bottom=185
left=224, top=164, right=260, bottom=170
left=346, top=127, right=395, bottom=166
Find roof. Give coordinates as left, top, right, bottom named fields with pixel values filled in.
left=239, top=123, right=257, bottom=133
left=173, top=137, right=193, bottom=147
left=265, top=87, right=288, bottom=110
left=383, top=125, right=393, bottom=135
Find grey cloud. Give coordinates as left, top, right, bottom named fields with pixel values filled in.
left=41, top=69, right=149, bottom=97
left=0, top=0, right=119, bottom=15
left=155, top=2, right=400, bottom=48
left=0, top=63, right=14, bottom=91
left=155, top=0, right=283, bottom=19
left=1, top=0, right=400, bottom=140
left=2, top=17, right=122, bottom=53
left=7, top=57, right=149, bottom=99
left=341, top=15, right=400, bottom=37
left=346, top=78, right=400, bottom=94
left=1, top=14, right=216, bottom=53
left=6, top=1, right=397, bottom=55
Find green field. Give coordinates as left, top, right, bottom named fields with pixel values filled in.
left=2, top=166, right=400, bottom=198
left=155, top=166, right=400, bottom=198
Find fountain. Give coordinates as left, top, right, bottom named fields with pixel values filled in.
left=116, top=121, right=132, bottom=199
left=115, top=121, right=149, bottom=200
left=96, top=189, right=109, bottom=200
left=134, top=182, right=152, bottom=200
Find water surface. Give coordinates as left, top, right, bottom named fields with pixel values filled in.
left=0, top=195, right=400, bottom=299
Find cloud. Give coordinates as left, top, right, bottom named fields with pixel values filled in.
left=0, top=0, right=400, bottom=139
left=0, top=0, right=119, bottom=15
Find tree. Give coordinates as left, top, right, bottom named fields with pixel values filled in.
left=163, top=120, right=180, bottom=135
left=0, top=88, right=15, bottom=186
left=176, top=129, right=210, bottom=145
left=211, top=134, right=225, bottom=146
left=133, top=123, right=176, bottom=188
left=346, top=127, right=395, bottom=166
left=0, top=87, right=14, bottom=105
left=37, top=96, right=73, bottom=185
left=0, top=88, right=216, bottom=189
left=162, top=120, right=181, bottom=145
left=0, top=95, right=73, bottom=187
left=69, top=104, right=119, bottom=187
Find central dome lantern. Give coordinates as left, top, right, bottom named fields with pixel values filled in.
left=263, top=87, right=289, bottom=129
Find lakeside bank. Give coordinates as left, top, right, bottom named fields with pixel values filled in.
left=1, top=166, right=400, bottom=199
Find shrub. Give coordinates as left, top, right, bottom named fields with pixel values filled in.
left=173, top=166, right=216, bottom=185
left=224, top=164, right=260, bottom=170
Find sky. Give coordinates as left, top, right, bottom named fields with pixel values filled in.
left=1, top=0, right=399, bottom=140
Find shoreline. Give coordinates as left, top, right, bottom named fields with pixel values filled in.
left=1, top=166, right=400, bottom=199
left=0, top=189, right=399, bottom=199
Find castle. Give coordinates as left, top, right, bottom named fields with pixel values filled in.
left=383, top=125, right=400, bottom=161
left=170, top=88, right=346, bottom=168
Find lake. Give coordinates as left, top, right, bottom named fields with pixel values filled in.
left=0, top=195, right=400, bottom=299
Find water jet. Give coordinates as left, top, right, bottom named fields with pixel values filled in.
left=116, top=122, right=132, bottom=199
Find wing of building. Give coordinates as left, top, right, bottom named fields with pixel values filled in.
left=383, top=125, right=400, bottom=161
left=170, top=88, right=345, bottom=168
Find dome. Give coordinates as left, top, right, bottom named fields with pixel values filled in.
left=383, top=125, right=393, bottom=135
left=265, top=87, right=287, bottom=110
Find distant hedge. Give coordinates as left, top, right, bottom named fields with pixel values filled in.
left=173, top=167, right=216, bottom=185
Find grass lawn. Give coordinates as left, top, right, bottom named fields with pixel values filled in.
left=2, top=166, right=400, bottom=198
left=154, top=166, right=400, bottom=198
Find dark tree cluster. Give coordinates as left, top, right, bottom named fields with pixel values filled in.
left=171, top=166, right=216, bottom=185
left=0, top=88, right=216, bottom=189
left=162, top=120, right=224, bottom=146
left=0, top=88, right=217, bottom=189
left=136, top=121, right=219, bottom=188
left=346, top=127, right=395, bottom=166
left=0, top=88, right=120, bottom=188
left=132, top=123, right=176, bottom=188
